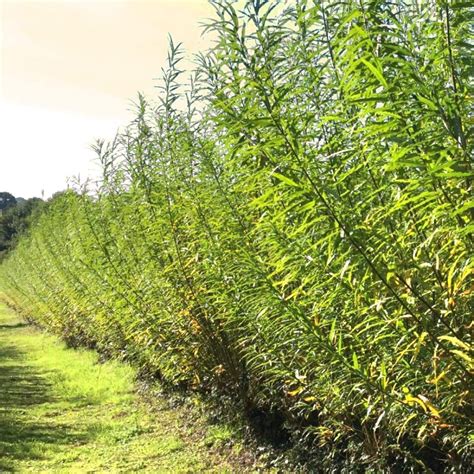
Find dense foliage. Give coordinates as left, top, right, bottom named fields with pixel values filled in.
left=0, top=192, right=17, bottom=211
left=0, top=195, right=44, bottom=260
left=1, top=1, right=472, bottom=470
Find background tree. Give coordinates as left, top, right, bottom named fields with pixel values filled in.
left=0, top=192, right=17, bottom=211
left=0, top=196, right=44, bottom=259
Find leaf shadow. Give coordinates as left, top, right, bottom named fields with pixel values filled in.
left=0, top=341, right=88, bottom=472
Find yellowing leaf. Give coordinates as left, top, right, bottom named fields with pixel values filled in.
left=451, top=349, right=473, bottom=366
left=405, top=394, right=427, bottom=411
left=430, top=371, right=446, bottom=385
left=438, top=335, right=470, bottom=351
left=287, top=386, right=304, bottom=397
left=418, top=395, right=441, bottom=418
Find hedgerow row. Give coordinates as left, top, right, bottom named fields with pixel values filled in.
left=1, top=1, right=472, bottom=470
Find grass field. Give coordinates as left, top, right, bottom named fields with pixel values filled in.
left=0, top=303, right=257, bottom=473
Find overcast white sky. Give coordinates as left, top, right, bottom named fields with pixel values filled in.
left=0, top=0, right=212, bottom=199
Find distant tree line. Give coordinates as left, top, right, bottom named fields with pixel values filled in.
left=0, top=192, right=45, bottom=260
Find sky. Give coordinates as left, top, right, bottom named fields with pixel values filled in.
left=0, top=0, right=213, bottom=199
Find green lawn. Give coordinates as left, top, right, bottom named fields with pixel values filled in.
left=0, top=303, right=252, bottom=473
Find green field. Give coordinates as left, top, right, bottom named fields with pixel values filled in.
left=0, top=303, right=254, bottom=473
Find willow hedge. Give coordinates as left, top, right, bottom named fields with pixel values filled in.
left=1, top=1, right=472, bottom=471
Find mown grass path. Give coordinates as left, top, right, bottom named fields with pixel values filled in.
left=0, top=303, right=249, bottom=473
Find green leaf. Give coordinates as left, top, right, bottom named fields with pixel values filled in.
left=360, top=58, right=388, bottom=88
left=272, top=172, right=300, bottom=188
